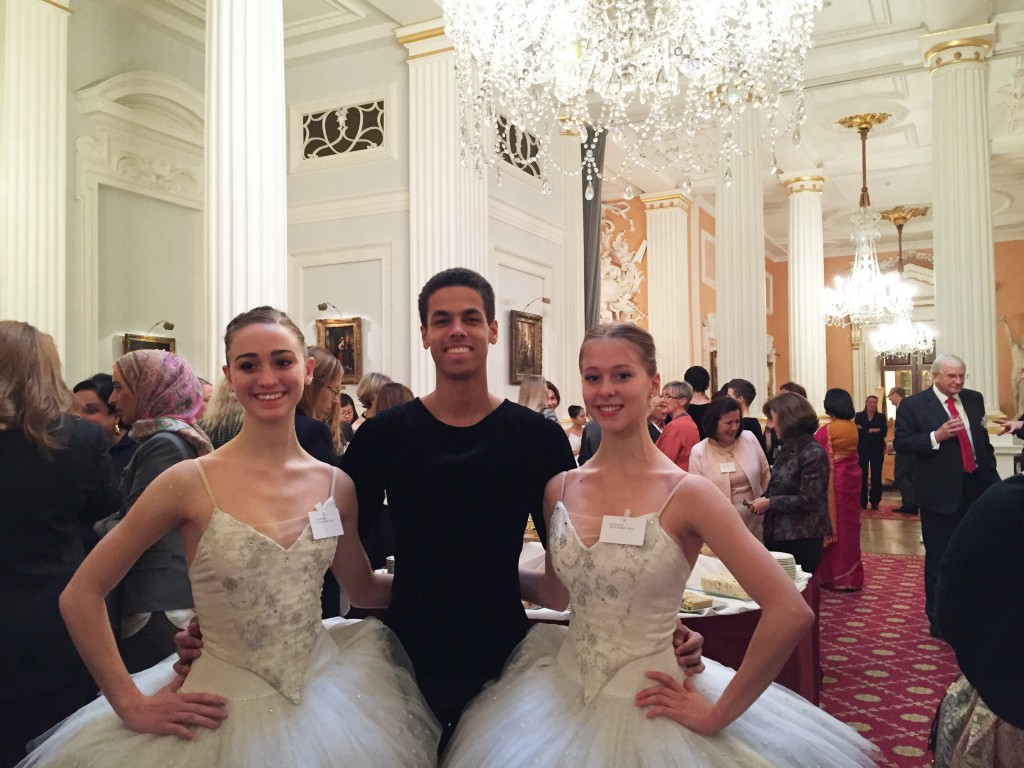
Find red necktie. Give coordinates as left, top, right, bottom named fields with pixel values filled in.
left=945, top=397, right=976, bottom=472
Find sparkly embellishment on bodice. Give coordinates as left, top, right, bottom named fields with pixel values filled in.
left=549, top=501, right=691, bottom=703
left=188, top=506, right=337, bottom=704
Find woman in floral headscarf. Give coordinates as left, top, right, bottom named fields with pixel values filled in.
left=95, top=349, right=212, bottom=672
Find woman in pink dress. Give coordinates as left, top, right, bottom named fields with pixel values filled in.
left=814, top=388, right=864, bottom=590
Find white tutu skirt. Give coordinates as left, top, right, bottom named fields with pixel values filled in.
left=19, top=618, right=439, bottom=768
left=443, top=624, right=879, bottom=768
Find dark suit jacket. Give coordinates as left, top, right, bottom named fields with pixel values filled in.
left=893, top=387, right=998, bottom=514
left=105, top=431, right=197, bottom=615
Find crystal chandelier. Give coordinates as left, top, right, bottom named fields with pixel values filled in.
left=823, top=113, right=911, bottom=327
left=443, top=0, right=821, bottom=194
left=869, top=206, right=935, bottom=357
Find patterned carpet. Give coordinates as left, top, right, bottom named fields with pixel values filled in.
left=819, top=553, right=960, bottom=767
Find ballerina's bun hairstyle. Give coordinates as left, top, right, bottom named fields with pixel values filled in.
left=579, top=323, right=657, bottom=377
left=223, top=307, right=305, bottom=362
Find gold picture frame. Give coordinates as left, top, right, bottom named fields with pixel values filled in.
left=122, top=333, right=176, bottom=354
left=316, top=317, right=363, bottom=385
left=509, top=310, right=543, bottom=384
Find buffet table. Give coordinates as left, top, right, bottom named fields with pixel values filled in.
left=521, top=547, right=821, bottom=704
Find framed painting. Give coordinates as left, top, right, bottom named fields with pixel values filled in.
left=316, top=317, right=362, bottom=385
left=122, top=333, right=176, bottom=354
left=509, top=310, right=543, bottom=384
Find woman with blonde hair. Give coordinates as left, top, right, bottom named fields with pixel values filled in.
left=518, top=374, right=558, bottom=422
left=443, top=323, right=877, bottom=767
left=197, top=376, right=243, bottom=449
left=0, top=321, right=119, bottom=765
left=298, top=346, right=346, bottom=456
left=352, top=371, right=393, bottom=431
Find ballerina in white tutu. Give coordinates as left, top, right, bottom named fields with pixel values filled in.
left=19, top=307, right=438, bottom=768
left=443, top=323, right=880, bottom=768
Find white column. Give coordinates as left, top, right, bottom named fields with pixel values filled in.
left=642, top=192, right=692, bottom=380
left=399, top=22, right=489, bottom=396
left=781, top=173, right=826, bottom=408
left=205, top=0, right=288, bottom=376
left=555, top=131, right=585, bottom=399
left=922, top=26, right=999, bottom=409
left=715, top=111, right=768, bottom=411
left=0, top=0, right=69, bottom=349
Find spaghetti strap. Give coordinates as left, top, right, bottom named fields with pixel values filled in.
left=654, top=476, right=688, bottom=518
left=329, top=466, right=337, bottom=499
left=558, top=471, right=569, bottom=501
left=194, top=459, right=219, bottom=510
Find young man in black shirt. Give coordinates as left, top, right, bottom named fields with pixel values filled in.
left=176, top=269, right=704, bottom=745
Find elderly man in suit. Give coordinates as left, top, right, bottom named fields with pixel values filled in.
left=894, top=354, right=999, bottom=638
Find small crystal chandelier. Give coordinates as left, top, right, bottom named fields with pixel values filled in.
left=869, top=206, right=935, bottom=357
left=823, top=113, right=911, bottom=327
left=443, top=0, right=821, bottom=193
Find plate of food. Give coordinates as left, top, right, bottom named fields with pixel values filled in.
left=678, top=591, right=726, bottom=614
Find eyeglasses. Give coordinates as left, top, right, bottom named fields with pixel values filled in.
left=317, top=380, right=342, bottom=397
left=663, top=394, right=687, bottom=400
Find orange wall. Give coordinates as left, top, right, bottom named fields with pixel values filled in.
left=995, top=240, right=1024, bottom=416
left=765, top=258, right=790, bottom=394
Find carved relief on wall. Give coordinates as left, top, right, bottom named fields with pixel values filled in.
left=599, top=199, right=649, bottom=326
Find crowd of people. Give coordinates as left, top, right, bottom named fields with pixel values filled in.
left=3, top=266, right=1017, bottom=766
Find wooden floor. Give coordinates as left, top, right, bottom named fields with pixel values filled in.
left=860, top=489, right=924, bottom=556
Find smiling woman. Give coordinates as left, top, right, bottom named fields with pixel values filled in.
left=18, top=307, right=440, bottom=767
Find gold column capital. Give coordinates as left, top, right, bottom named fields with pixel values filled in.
left=920, top=24, right=995, bottom=72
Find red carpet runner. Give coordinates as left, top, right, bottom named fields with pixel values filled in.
left=819, top=553, right=960, bottom=767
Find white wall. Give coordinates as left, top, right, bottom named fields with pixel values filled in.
left=65, top=0, right=205, bottom=381
left=286, top=43, right=413, bottom=388
left=97, top=187, right=204, bottom=376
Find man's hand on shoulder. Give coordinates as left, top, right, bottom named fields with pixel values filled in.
left=172, top=616, right=204, bottom=676
left=673, top=621, right=705, bottom=675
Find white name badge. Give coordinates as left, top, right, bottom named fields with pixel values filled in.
left=309, top=504, right=343, bottom=540
left=599, top=515, right=646, bottom=546
left=719, top=462, right=737, bottom=473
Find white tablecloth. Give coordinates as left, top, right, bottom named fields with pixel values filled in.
left=519, top=543, right=808, bottom=622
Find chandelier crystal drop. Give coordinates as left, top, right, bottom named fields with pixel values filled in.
left=823, top=112, right=908, bottom=328
left=823, top=208, right=912, bottom=327
left=869, top=315, right=935, bottom=357
left=869, top=205, right=935, bottom=357
left=444, top=0, right=821, bottom=188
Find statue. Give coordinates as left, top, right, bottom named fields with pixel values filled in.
left=999, top=316, right=1024, bottom=418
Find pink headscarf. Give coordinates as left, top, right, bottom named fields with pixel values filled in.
left=113, top=349, right=213, bottom=456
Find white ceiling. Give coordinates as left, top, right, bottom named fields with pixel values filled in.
left=108, top=0, right=1024, bottom=258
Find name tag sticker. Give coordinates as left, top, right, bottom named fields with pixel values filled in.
left=309, top=505, right=343, bottom=540
left=599, top=515, right=646, bottom=546
left=719, top=462, right=737, bottom=473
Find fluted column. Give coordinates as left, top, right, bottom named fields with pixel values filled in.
left=642, top=192, right=692, bottom=380
left=922, top=26, right=999, bottom=408
left=781, top=173, right=826, bottom=408
left=399, top=22, right=489, bottom=396
left=205, top=0, right=288, bottom=376
left=555, top=130, right=585, bottom=398
left=715, top=111, right=768, bottom=410
left=1, top=0, right=69, bottom=348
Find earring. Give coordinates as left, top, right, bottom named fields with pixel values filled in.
left=113, top=422, right=121, bottom=437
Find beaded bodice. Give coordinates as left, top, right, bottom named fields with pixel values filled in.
left=188, top=505, right=336, bottom=704
left=549, top=501, right=690, bottom=703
